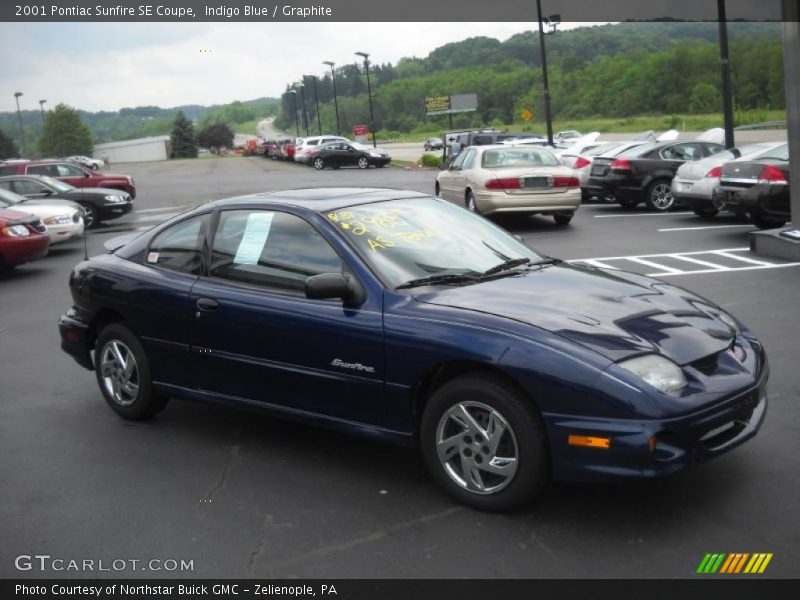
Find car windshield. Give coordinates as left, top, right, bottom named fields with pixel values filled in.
left=39, top=176, right=75, bottom=192
left=481, top=147, right=560, bottom=168
left=327, top=197, right=543, bottom=288
left=0, top=187, right=24, bottom=205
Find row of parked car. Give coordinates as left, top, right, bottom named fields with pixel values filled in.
left=560, top=131, right=791, bottom=228
left=259, top=135, right=392, bottom=170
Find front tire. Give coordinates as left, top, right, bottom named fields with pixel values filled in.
left=466, top=190, right=479, bottom=213
left=435, top=182, right=441, bottom=197
left=95, top=324, right=168, bottom=420
left=420, top=373, right=549, bottom=511
left=752, top=214, right=786, bottom=229
left=313, top=157, right=325, bottom=170
left=357, top=156, right=369, bottom=169
left=553, top=212, right=573, bottom=225
left=79, top=202, right=99, bottom=229
left=617, top=197, right=639, bottom=209
left=645, top=180, right=674, bottom=211
left=693, top=206, right=719, bottom=219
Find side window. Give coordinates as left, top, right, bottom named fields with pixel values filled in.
left=307, top=140, right=319, bottom=146
left=461, top=149, right=477, bottom=170
left=0, top=166, right=16, bottom=176
left=10, top=180, right=45, bottom=195
left=451, top=151, right=468, bottom=170
left=27, top=164, right=59, bottom=177
left=704, top=144, right=725, bottom=156
left=147, top=214, right=210, bottom=275
left=210, top=210, right=343, bottom=294
left=56, top=164, right=85, bottom=176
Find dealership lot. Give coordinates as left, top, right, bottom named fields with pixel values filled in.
left=1, top=157, right=798, bottom=578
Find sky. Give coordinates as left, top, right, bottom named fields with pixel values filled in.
left=0, top=22, right=595, bottom=113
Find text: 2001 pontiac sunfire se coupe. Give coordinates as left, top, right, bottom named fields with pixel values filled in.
left=59, top=188, right=767, bottom=511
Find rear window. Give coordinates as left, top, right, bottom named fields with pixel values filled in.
left=757, top=144, right=789, bottom=161
left=618, top=143, right=656, bottom=158
left=481, top=148, right=560, bottom=168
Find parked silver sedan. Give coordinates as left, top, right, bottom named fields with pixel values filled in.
left=435, top=145, right=581, bottom=225
left=671, top=142, right=788, bottom=218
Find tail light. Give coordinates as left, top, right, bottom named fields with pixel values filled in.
left=486, top=178, right=521, bottom=190
left=574, top=156, right=591, bottom=169
left=553, top=176, right=579, bottom=187
left=611, top=159, right=631, bottom=171
left=757, top=165, right=788, bottom=184
left=705, top=166, right=722, bottom=179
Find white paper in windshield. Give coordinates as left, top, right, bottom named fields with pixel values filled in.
left=233, top=212, right=274, bottom=265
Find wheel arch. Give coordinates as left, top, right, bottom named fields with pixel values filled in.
left=87, top=308, right=126, bottom=353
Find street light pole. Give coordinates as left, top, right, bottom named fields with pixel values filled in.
left=296, top=82, right=309, bottom=137
left=323, top=61, right=341, bottom=136
left=289, top=90, right=300, bottom=138
left=14, top=92, right=26, bottom=156
left=355, top=51, right=377, bottom=148
left=536, top=0, right=555, bottom=146
left=717, top=0, right=735, bottom=149
left=306, top=75, right=322, bottom=135
left=38, top=99, right=47, bottom=125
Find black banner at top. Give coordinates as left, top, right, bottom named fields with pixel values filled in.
left=0, top=0, right=788, bottom=22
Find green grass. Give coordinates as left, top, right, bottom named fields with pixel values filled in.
left=377, top=109, right=786, bottom=143
left=232, top=119, right=260, bottom=135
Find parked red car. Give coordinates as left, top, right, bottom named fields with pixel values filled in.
left=0, top=206, right=49, bottom=272
left=0, top=160, right=136, bottom=199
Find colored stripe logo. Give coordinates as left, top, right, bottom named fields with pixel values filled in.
left=697, top=553, right=773, bottom=574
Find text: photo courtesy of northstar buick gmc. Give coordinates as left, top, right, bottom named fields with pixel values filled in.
left=59, top=188, right=768, bottom=511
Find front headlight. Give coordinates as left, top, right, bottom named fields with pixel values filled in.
left=618, top=354, right=687, bottom=393
left=1, top=224, right=31, bottom=237
left=43, top=214, right=73, bottom=225
left=105, top=195, right=124, bottom=203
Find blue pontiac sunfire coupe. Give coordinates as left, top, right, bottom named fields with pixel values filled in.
left=59, top=188, right=768, bottom=511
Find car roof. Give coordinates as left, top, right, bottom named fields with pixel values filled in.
left=209, top=187, right=431, bottom=213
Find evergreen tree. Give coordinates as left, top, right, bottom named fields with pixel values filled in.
left=170, top=111, right=198, bottom=158
left=0, top=129, right=19, bottom=159
left=37, top=104, right=93, bottom=157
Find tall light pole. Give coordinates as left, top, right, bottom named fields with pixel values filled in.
left=355, top=51, right=377, bottom=147
left=295, top=82, right=309, bottom=137
left=288, top=90, right=300, bottom=138
left=38, top=99, right=47, bottom=125
left=323, top=61, right=341, bottom=136
left=14, top=92, right=26, bottom=156
left=535, top=2, right=559, bottom=146
left=305, top=75, right=322, bottom=135
left=717, top=0, right=735, bottom=149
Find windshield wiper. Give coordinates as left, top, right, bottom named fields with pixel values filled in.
left=481, top=257, right=532, bottom=277
left=396, top=273, right=479, bottom=290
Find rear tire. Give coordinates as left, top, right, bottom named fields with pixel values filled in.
left=466, top=190, right=479, bottom=214
left=95, top=324, right=169, bottom=420
left=645, top=180, right=674, bottom=211
left=752, top=214, right=786, bottom=230
left=420, top=373, right=549, bottom=511
left=693, top=206, right=719, bottom=219
left=313, top=157, right=325, bottom=170
left=617, top=197, right=639, bottom=209
left=553, top=212, right=573, bottom=225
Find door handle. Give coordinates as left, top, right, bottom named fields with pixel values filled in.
left=196, top=297, right=220, bottom=310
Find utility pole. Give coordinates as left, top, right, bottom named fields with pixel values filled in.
left=307, top=75, right=322, bottom=135
left=355, top=52, right=377, bottom=147
left=535, top=0, right=555, bottom=146
left=717, top=0, right=735, bottom=149
left=38, top=99, right=47, bottom=125
left=14, top=92, right=26, bottom=156
left=289, top=90, right=300, bottom=137
left=323, top=61, right=341, bottom=136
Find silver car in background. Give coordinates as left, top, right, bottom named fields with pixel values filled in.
left=671, top=142, right=788, bottom=218
left=435, top=144, right=581, bottom=225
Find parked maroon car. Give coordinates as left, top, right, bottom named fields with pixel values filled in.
left=0, top=160, right=136, bottom=199
left=0, top=206, right=49, bottom=272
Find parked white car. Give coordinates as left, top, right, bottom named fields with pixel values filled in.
left=293, top=135, right=350, bottom=164
left=0, top=187, right=84, bottom=244
left=68, top=155, right=104, bottom=170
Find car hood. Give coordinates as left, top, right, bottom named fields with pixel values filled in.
left=0, top=207, right=37, bottom=224
left=411, top=263, right=734, bottom=365
left=21, top=198, right=82, bottom=209
left=60, top=187, right=130, bottom=198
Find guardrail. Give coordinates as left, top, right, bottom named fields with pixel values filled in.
left=734, top=121, right=787, bottom=130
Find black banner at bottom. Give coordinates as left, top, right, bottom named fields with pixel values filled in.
left=2, top=579, right=798, bottom=600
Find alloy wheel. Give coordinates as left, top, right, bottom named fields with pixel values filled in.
left=435, top=401, right=519, bottom=495
left=357, top=157, right=369, bottom=169
left=650, top=182, right=674, bottom=211
left=100, top=340, right=140, bottom=406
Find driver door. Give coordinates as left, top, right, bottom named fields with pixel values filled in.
left=438, top=150, right=468, bottom=201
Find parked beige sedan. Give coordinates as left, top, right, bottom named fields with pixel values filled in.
left=436, top=144, right=581, bottom=224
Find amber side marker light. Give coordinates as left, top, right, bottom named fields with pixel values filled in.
left=568, top=435, right=611, bottom=449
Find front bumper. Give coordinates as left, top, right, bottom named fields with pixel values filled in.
left=544, top=362, right=769, bottom=482
left=99, top=200, right=134, bottom=221
left=59, top=308, right=94, bottom=370
left=47, top=220, right=85, bottom=244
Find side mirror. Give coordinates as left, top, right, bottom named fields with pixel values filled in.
left=731, top=148, right=741, bottom=158
left=84, top=172, right=91, bottom=178
left=305, top=273, right=359, bottom=303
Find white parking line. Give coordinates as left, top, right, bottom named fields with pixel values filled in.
left=658, top=224, right=753, bottom=232
left=569, top=247, right=800, bottom=277
left=594, top=212, right=693, bottom=218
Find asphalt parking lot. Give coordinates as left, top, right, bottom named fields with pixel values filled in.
left=1, top=156, right=798, bottom=578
